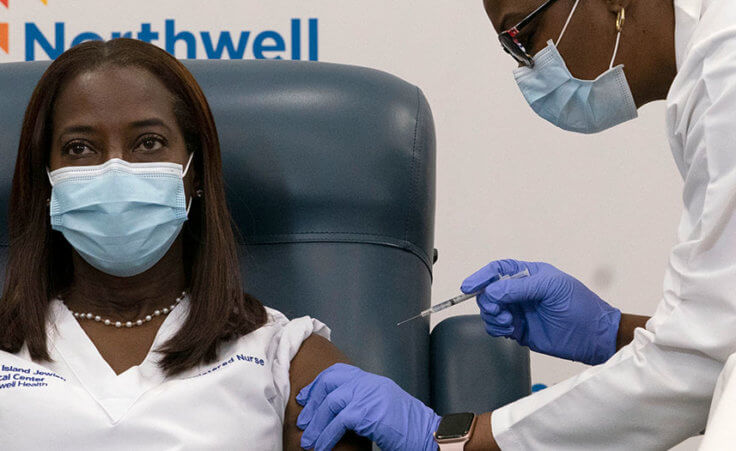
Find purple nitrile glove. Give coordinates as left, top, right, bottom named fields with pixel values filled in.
left=462, top=259, right=621, bottom=365
left=296, top=363, right=441, bottom=451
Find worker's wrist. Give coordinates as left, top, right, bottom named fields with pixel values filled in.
left=616, top=313, right=650, bottom=351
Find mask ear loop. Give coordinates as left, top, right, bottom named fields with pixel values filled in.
left=609, top=8, right=625, bottom=69
left=186, top=197, right=193, bottom=216
left=182, top=152, right=195, bottom=178
left=556, top=1, right=624, bottom=70
left=182, top=152, right=196, bottom=217
left=555, top=0, right=581, bottom=47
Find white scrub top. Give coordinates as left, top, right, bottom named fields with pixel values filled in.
left=0, top=297, right=329, bottom=450
left=492, top=0, right=736, bottom=449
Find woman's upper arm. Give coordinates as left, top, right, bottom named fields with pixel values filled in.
left=283, top=333, right=372, bottom=450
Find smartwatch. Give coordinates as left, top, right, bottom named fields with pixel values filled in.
left=434, top=412, right=477, bottom=450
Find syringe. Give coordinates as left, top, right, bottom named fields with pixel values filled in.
left=396, top=268, right=530, bottom=326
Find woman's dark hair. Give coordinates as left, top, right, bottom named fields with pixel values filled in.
left=0, top=38, right=267, bottom=375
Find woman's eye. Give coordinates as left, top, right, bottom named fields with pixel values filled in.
left=135, top=136, right=166, bottom=152
left=63, top=142, right=94, bottom=156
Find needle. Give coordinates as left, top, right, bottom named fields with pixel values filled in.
left=396, top=268, right=530, bottom=326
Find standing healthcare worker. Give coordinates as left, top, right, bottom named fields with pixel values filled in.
left=294, top=0, right=736, bottom=449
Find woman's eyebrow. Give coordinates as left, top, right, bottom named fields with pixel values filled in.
left=56, top=124, right=97, bottom=144
left=129, top=118, right=172, bottom=132
left=59, top=124, right=95, bottom=136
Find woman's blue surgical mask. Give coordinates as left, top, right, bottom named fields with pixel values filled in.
left=47, top=154, right=194, bottom=277
left=513, top=0, right=638, bottom=134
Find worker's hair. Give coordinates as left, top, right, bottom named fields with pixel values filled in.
left=0, top=38, right=267, bottom=376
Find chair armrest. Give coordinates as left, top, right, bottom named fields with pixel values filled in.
left=430, top=315, right=531, bottom=415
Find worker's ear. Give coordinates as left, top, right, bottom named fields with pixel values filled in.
left=605, top=0, right=634, bottom=14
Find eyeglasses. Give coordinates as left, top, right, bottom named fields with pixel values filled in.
left=498, top=0, right=560, bottom=67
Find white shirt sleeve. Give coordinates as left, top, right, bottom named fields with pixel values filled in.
left=699, top=354, right=736, bottom=450
left=492, top=24, right=736, bottom=450
left=264, top=307, right=331, bottom=415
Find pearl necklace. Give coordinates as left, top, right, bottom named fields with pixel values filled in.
left=62, top=291, right=187, bottom=328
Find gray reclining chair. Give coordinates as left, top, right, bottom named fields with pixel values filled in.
left=0, top=59, right=530, bottom=419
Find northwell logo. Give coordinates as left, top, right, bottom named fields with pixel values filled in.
left=1, top=1, right=319, bottom=61
left=25, top=19, right=319, bottom=61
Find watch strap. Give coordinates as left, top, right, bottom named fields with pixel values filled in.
left=437, top=441, right=469, bottom=451
left=435, top=414, right=477, bottom=451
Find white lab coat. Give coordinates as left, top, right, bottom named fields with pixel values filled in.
left=492, top=0, right=736, bottom=449
left=0, top=298, right=329, bottom=450
left=699, top=354, right=736, bottom=449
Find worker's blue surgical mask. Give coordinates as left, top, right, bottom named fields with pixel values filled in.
left=513, top=0, right=638, bottom=134
left=47, top=154, right=194, bottom=277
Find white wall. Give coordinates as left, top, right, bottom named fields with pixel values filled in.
left=0, top=1, right=699, bottom=448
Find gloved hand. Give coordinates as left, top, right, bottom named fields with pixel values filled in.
left=296, top=363, right=441, bottom=451
left=462, top=259, right=621, bottom=365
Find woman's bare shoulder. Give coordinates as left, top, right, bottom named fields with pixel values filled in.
left=283, top=334, right=371, bottom=450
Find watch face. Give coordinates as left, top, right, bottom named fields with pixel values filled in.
left=435, top=412, right=475, bottom=440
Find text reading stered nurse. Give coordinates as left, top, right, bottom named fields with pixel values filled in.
left=0, top=38, right=369, bottom=450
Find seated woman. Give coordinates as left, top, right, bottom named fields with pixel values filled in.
left=0, top=38, right=369, bottom=450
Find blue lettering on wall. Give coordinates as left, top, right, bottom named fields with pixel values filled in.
left=165, top=19, right=196, bottom=59
left=24, top=19, right=320, bottom=62
left=253, top=31, right=285, bottom=60
left=291, top=18, right=301, bottom=61
left=201, top=30, right=250, bottom=60
left=25, top=22, right=64, bottom=61
left=137, top=23, right=159, bottom=44
left=309, top=18, right=318, bottom=61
